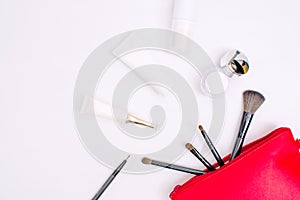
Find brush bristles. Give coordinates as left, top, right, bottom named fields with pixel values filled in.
left=141, top=157, right=152, bottom=164
left=243, top=90, right=265, bottom=114
left=198, top=125, right=204, bottom=132
left=185, top=143, right=194, bottom=151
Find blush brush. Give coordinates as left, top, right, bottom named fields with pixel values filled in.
left=230, top=90, right=265, bottom=160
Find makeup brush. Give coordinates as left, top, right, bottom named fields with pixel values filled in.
left=80, top=96, right=155, bottom=128
left=142, top=157, right=206, bottom=175
left=126, top=114, right=155, bottom=129
left=185, top=143, right=215, bottom=171
left=230, top=90, right=265, bottom=160
left=198, top=125, right=224, bottom=167
left=91, top=155, right=130, bottom=200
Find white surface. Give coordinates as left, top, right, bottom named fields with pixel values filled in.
left=1, top=0, right=300, bottom=199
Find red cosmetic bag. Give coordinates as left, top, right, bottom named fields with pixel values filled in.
left=170, top=127, right=300, bottom=200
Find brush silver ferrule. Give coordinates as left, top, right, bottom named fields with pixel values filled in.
left=230, top=112, right=254, bottom=160
left=238, top=112, right=254, bottom=138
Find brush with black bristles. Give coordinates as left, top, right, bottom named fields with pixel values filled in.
left=141, top=157, right=206, bottom=175
left=230, top=90, right=265, bottom=160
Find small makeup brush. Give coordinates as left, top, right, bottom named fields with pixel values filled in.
left=198, top=125, right=224, bottom=167
left=80, top=96, right=155, bottom=128
left=185, top=143, right=215, bottom=171
left=92, top=155, right=130, bottom=200
left=142, top=157, right=206, bottom=175
left=230, top=90, right=265, bottom=160
left=126, top=114, right=155, bottom=129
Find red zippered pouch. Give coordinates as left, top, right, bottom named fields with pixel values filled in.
left=170, top=127, right=300, bottom=200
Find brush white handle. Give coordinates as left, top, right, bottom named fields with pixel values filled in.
left=80, top=96, right=114, bottom=120
left=80, top=96, right=155, bottom=128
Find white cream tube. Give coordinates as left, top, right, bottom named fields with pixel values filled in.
left=171, top=0, right=198, bottom=37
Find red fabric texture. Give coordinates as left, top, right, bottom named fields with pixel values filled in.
left=170, top=128, right=300, bottom=200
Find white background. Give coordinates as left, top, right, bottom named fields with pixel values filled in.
left=1, top=0, right=300, bottom=199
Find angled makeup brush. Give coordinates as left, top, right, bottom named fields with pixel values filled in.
left=198, top=125, right=224, bottom=167
left=230, top=90, right=265, bottom=160
left=141, top=157, right=206, bottom=175
left=80, top=96, right=155, bottom=128
left=185, top=143, right=215, bottom=171
left=126, top=114, right=155, bottom=129
left=92, top=155, right=130, bottom=200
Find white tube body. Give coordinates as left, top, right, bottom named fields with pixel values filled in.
left=171, top=0, right=198, bottom=36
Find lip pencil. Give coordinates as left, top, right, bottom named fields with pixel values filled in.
left=142, top=157, right=206, bottom=175
left=185, top=143, right=215, bottom=171
left=198, top=125, right=224, bottom=167
left=91, top=155, right=130, bottom=200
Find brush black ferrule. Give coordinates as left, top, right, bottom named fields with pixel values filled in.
left=190, top=148, right=215, bottom=171
left=230, top=112, right=254, bottom=160
left=200, top=130, right=224, bottom=167
left=151, top=160, right=206, bottom=175
left=112, top=160, right=127, bottom=176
